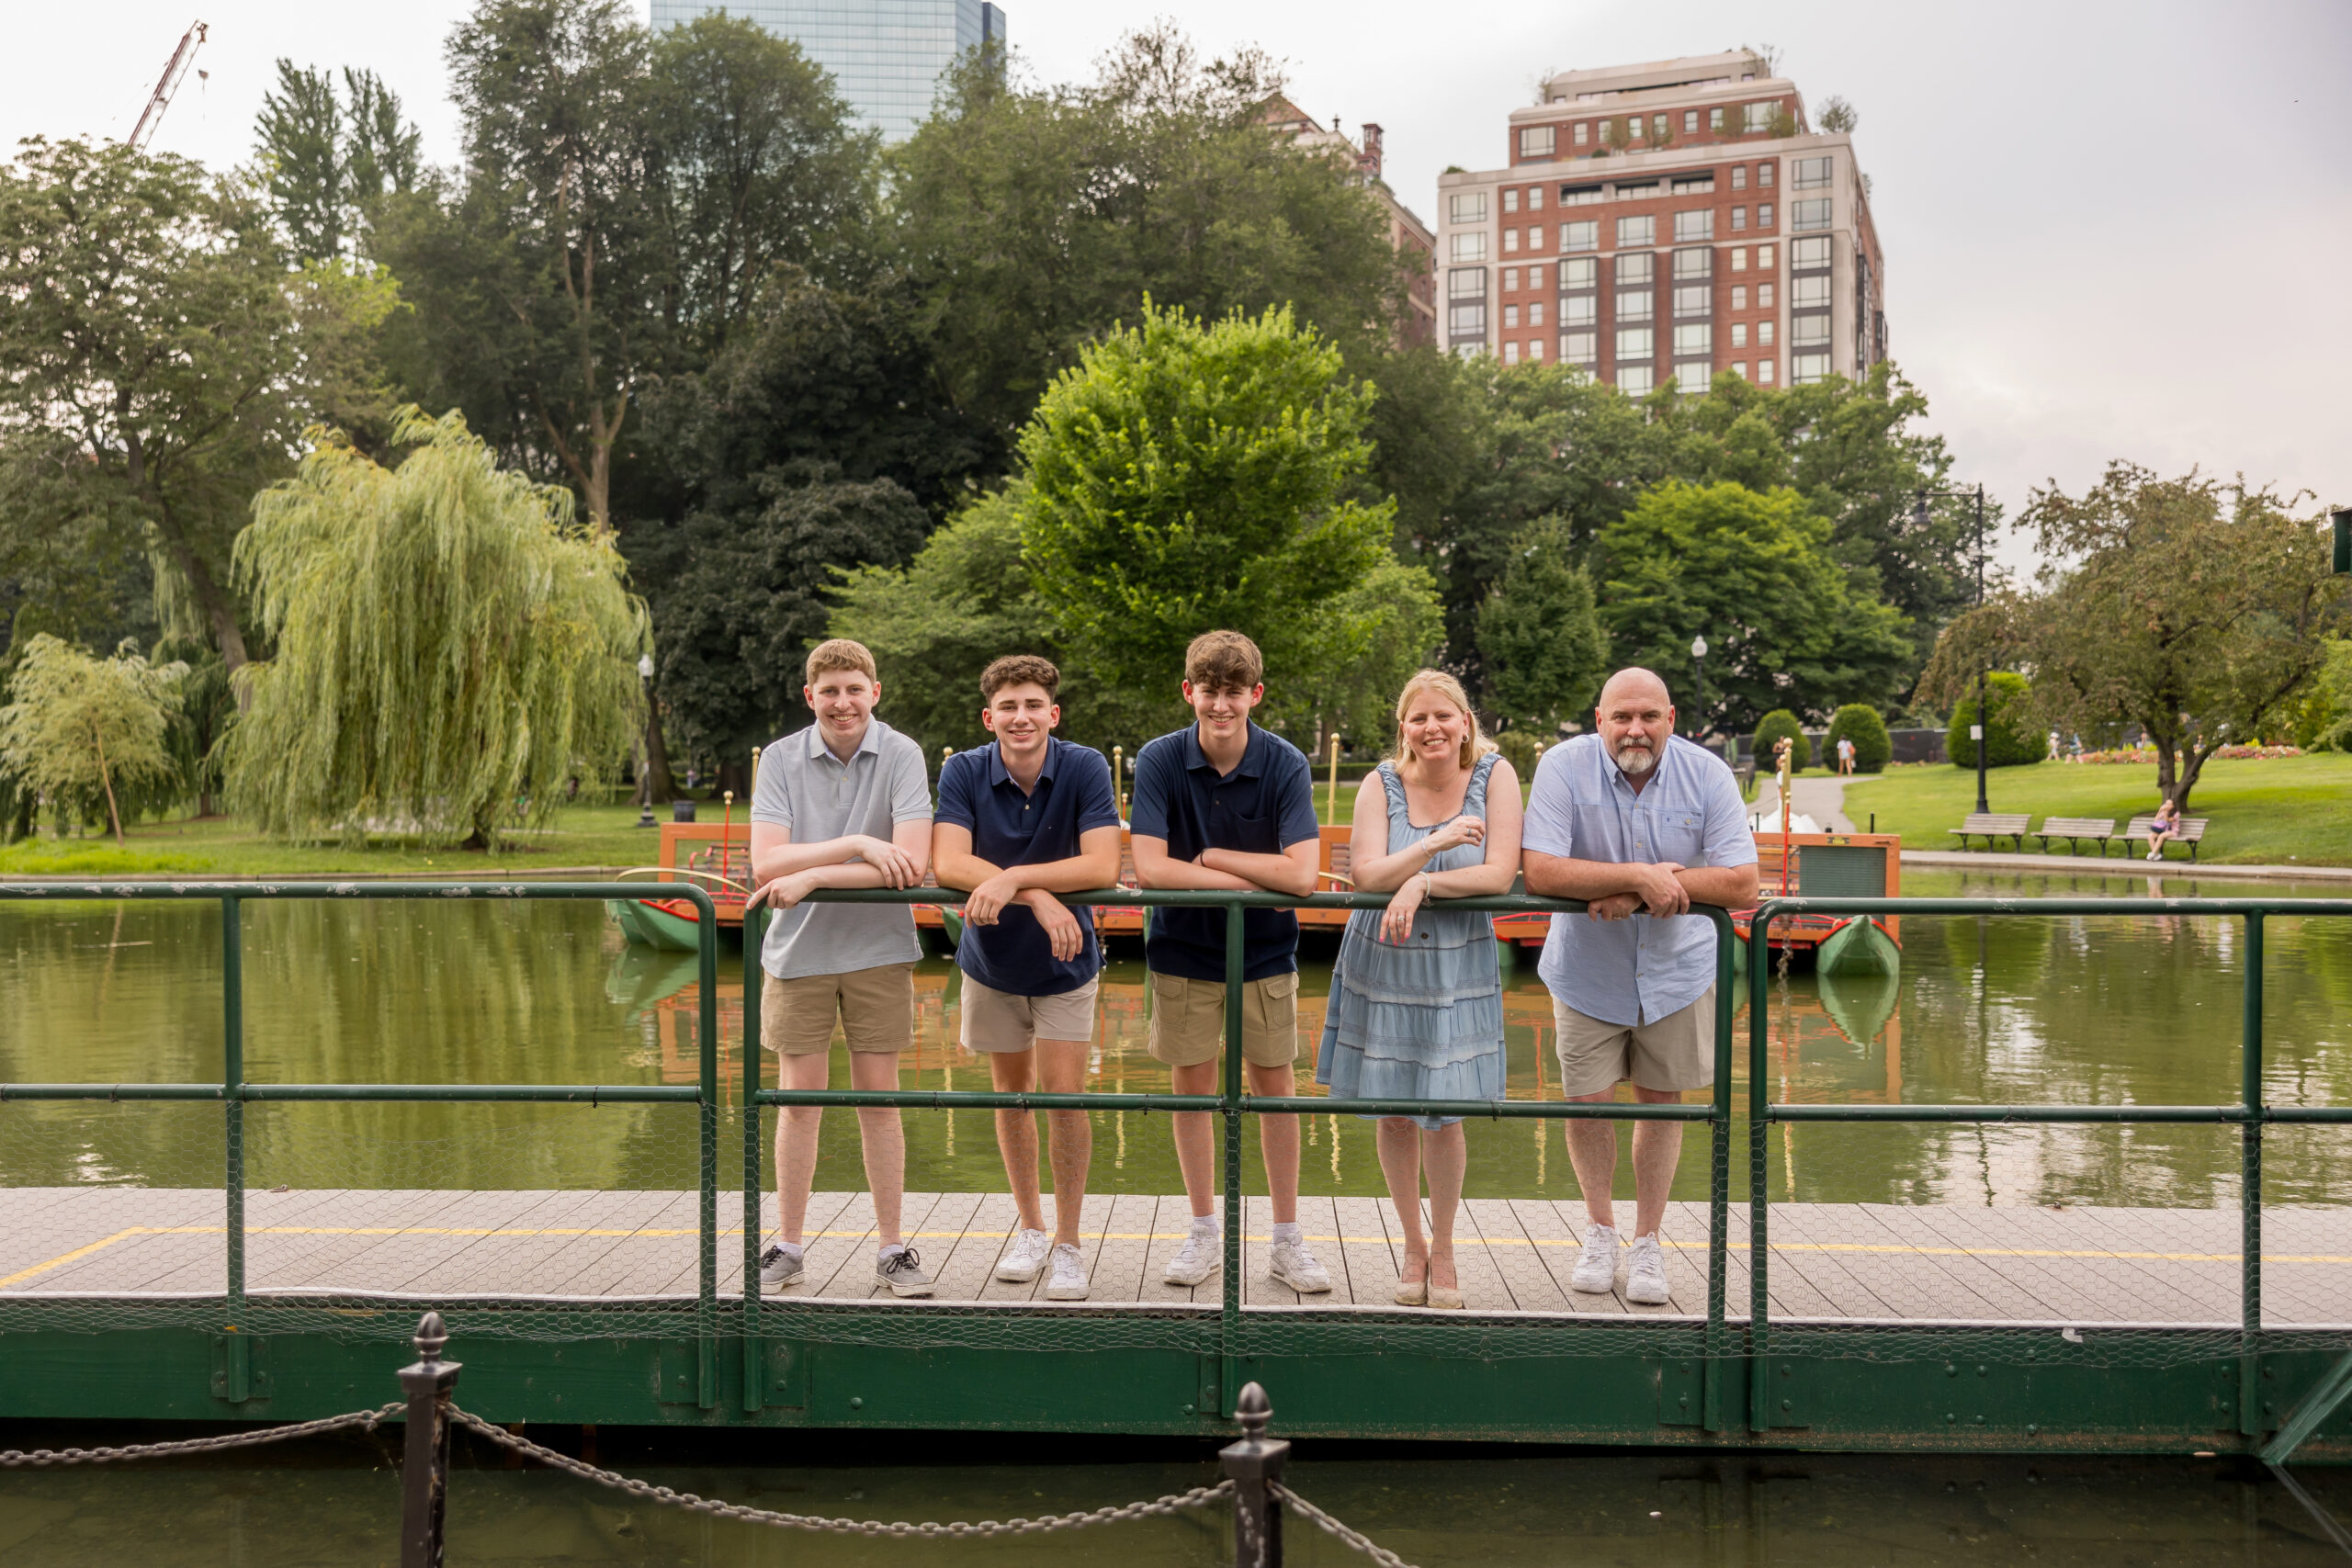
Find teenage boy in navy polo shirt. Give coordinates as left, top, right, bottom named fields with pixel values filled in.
left=933, top=654, right=1123, bottom=1302
left=1130, top=630, right=1333, bottom=1294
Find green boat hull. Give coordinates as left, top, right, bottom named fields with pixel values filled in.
left=1816, top=914, right=1901, bottom=978
left=607, top=897, right=703, bottom=953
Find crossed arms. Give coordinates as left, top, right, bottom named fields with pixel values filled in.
left=932, top=823, right=1124, bottom=961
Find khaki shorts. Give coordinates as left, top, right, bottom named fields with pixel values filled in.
left=1147, top=972, right=1300, bottom=1068
left=959, top=976, right=1100, bottom=1054
left=761, top=963, right=915, bottom=1055
left=1554, top=987, right=1716, bottom=1097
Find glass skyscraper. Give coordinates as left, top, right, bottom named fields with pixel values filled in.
left=650, top=0, right=1007, bottom=143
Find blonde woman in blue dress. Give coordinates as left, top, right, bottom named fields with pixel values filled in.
left=1317, top=671, right=1522, bottom=1309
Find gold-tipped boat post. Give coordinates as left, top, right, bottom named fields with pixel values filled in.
left=1327, top=733, right=1341, bottom=822
left=1113, top=745, right=1125, bottom=819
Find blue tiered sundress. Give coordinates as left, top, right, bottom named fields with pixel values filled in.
left=1314, top=754, right=1507, bottom=1130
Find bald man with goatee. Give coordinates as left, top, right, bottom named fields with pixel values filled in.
left=1521, top=668, right=1758, bottom=1304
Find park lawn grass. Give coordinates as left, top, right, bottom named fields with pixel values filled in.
left=0, top=800, right=681, bottom=879
left=1838, top=754, right=2352, bottom=867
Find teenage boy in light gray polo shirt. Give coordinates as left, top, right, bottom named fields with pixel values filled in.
left=748, top=638, right=936, bottom=1298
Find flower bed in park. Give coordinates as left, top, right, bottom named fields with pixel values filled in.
left=2072, top=744, right=2304, bottom=764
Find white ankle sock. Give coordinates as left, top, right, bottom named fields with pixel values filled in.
left=1190, top=1214, right=1219, bottom=1237
left=877, top=1242, right=906, bottom=1259
left=1272, top=1222, right=1303, bottom=1247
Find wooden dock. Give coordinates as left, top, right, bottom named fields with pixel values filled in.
left=5, top=1188, right=2346, bottom=1325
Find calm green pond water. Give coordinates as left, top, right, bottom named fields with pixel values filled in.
left=3, top=1434, right=2349, bottom=1566
left=2, top=870, right=2348, bottom=1207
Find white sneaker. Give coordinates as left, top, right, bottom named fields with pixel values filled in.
left=1625, top=1233, right=1671, bottom=1304
left=1043, top=1242, right=1090, bottom=1300
left=1164, top=1227, right=1221, bottom=1286
left=1270, top=1236, right=1332, bottom=1293
left=1570, top=1223, right=1620, bottom=1293
left=994, top=1227, right=1052, bottom=1282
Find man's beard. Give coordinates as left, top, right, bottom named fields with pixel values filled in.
left=1612, top=739, right=1658, bottom=776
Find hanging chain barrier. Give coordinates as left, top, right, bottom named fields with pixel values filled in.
left=0, top=1403, right=401, bottom=1470
left=446, top=1404, right=1237, bottom=1539
left=1269, top=1483, right=1423, bottom=1568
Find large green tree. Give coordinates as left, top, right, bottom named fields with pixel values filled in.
left=1017, top=300, right=1400, bottom=698
left=891, top=26, right=1412, bottom=441
left=1920, top=465, right=2346, bottom=810
left=0, top=635, right=186, bottom=845
left=254, top=62, right=422, bottom=262
left=1597, top=479, right=1914, bottom=733
left=1475, top=515, right=1607, bottom=735
left=227, top=409, right=645, bottom=848
left=0, top=139, right=397, bottom=676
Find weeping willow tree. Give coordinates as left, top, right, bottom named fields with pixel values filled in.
left=0, top=635, right=187, bottom=845
left=228, top=408, right=647, bottom=848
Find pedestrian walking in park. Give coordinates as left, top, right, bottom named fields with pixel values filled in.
left=1129, top=631, right=1333, bottom=1293
left=1836, top=734, right=1857, bottom=775
left=747, top=640, right=937, bottom=1298
left=933, top=656, right=1123, bottom=1301
left=1317, top=671, right=1522, bottom=1309
left=1521, top=669, right=1759, bottom=1304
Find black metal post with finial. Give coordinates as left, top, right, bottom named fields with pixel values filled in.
left=399, top=1311, right=462, bottom=1568
left=1219, top=1382, right=1289, bottom=1567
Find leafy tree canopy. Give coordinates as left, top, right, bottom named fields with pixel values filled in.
left=890, top=25, right=1413, bottom=439
left=1920, top=463, right=2345, bottom=809
left=1475, top=515, right=1607, bottom=734
left=254, top=60, right=422, bottom=262
left=1597, top=479, right=1913, bottom=735
left=0, top=635, right=185, bottom=845
left=1018, top=299, right=1398, bottom=697
left=227, top=409, right=645, bottom=847
left=0, top=138, right=399, bottom=675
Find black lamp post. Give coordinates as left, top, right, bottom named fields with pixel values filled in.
left=1916, top=484, right=1990, bottom=815
left=635, top=652, right=658, bottom=829
left=1690, top=634, right=1708, bottom=740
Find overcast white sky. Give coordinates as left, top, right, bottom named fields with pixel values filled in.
left=10, top=1, right=2349, bottom=565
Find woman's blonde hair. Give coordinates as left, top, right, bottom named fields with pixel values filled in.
left=1388, top=669, right=1497, bottom=772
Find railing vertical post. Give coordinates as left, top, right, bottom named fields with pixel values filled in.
left=1220, top=1382, right=1287, bottom=1568
left=398, top=1311, right=462, bottom=1568
left=1747, top=906, right=1774, bottom=1433
left=696, top=896, right=719, bottom=1410
left=221, top=893, right=249, bottom=1403
left=1220, top=896, right=1246, bottom=1408
left=742, top=902, right=767, bottom=1412
left=2240, top=908, right=2266, bottom=1438
left=1702, top=908, right=1733, bottom=1432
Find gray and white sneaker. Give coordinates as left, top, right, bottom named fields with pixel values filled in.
left=1270, top=1236, right=1332, bottom=1293
left=1570, top=1223, right=1620, bottom=1294
left=876, top=1246, right=934, bottom=1299
left=995, top=1227, right=1053, bottom=1282
left=758, top=1244, right=805, bottom=1289
left=1163, top=1227, right=1221, bottom=1286
left=1625, top=1233, right=1671, bottom=1305
left=1043, top=1242, right=1090, bottom=1301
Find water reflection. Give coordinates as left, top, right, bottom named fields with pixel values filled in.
left=1, top=871, right=2346, bottom=1207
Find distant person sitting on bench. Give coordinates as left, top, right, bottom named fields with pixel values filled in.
left=2144, top=796, right=2181, bottom=861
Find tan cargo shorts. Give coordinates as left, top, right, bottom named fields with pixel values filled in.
left=760, top=962, right=916, bottom=1055
left=1146, top=971, right=1300, bottom=1068
left=1554, top=987, right=1716, bottom=1097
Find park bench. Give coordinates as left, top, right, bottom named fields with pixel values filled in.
left=2123, top=815, right=2210, bottom=862
left=1948, top=812, right=2032, bottom=851
left=2034, top=816, right=2118, bottom=855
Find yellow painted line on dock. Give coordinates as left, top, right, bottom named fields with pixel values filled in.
left=8, top=1224, right=2349, bottom=1291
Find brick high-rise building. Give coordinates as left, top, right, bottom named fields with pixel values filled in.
left=1433, top=51, right=1887, bottom=393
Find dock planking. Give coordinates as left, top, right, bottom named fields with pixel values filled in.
left=4, top=1187, right=2348, bottom=1325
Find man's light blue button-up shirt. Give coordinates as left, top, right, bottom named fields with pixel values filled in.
left=1521, top=734, right=1756, bottom=1028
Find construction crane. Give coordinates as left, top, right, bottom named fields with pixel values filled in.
left=129, top=20, right=209, bottom=151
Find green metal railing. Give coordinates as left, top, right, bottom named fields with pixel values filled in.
left=6, top=881, right=2351, bottom=1449
left=0, top=882, right=724, bottom=1406
left=746, top=887, right=1740, bottom=1427
left=1747, top=896, right=2352, bottom=1457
